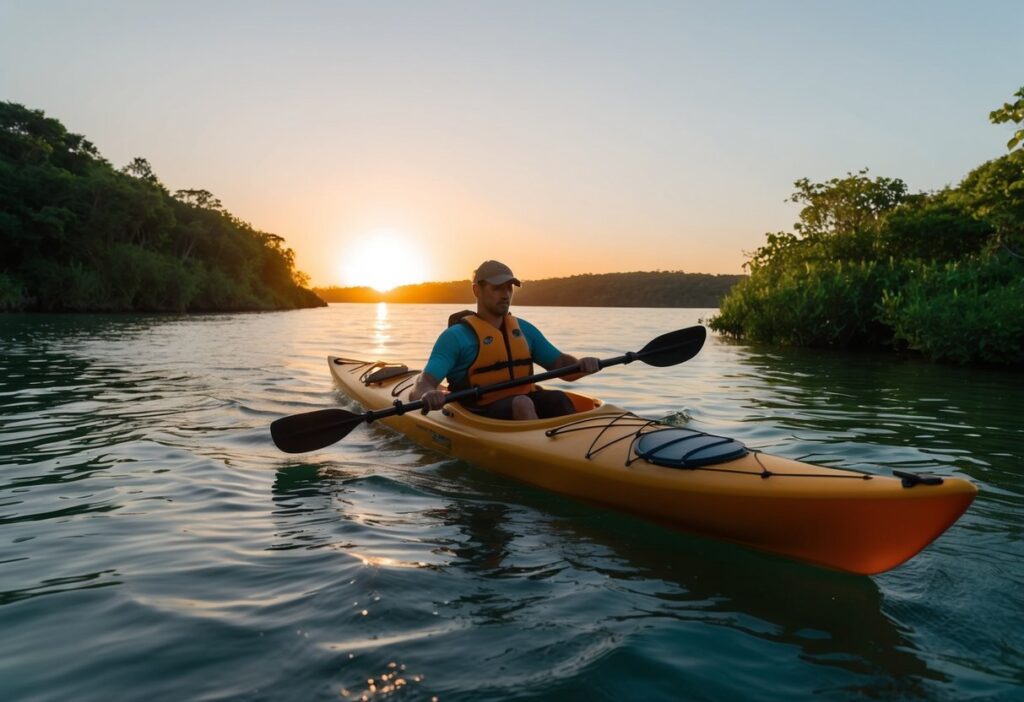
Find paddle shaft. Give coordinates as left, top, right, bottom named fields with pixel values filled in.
left=361, top=351, right=644, bottom=424
left=270, top=325, right=704, bottom=453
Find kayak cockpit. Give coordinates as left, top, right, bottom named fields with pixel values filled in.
left=445, top=389, right=602, bottom=420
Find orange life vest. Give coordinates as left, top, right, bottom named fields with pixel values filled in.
left=458, top=313, right=535, bottom=404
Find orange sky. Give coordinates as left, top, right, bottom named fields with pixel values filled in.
left=3, top=2, right=1020, bottom=289
left=250, top=166, right=793, bottom=289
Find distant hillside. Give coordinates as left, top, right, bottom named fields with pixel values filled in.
left=316, top=271, right=745, bottom=308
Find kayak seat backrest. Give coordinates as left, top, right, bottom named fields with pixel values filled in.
left=634, top=427, right=748, bottom=468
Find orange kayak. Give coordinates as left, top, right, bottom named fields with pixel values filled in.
left=328, top=356, right=977, bottom=575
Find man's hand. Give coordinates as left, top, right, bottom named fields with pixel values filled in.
left=420, top=389, right=448, bottom=412
left=409, top=372, right=446, bottom=413
left=554, top=354, right=601, bottom=381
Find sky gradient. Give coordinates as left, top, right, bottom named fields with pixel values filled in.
left=2, top=1, right=1022, bottom=287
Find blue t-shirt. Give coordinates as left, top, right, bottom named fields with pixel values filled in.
left=423, top=317, right=562, bottom=387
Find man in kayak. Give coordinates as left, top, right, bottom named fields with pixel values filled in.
left=410, top=260, right=601, bottom=420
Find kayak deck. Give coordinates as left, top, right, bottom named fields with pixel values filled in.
left=328, top=356, right=977, bottom=575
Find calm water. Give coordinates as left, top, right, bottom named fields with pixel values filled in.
left=1, top=304, right=1022, bottom=701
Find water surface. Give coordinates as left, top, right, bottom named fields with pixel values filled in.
left=1, top=304, right=1021, bottom=700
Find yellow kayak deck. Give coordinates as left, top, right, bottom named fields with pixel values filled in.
left=329, top=356, right=977, bottom=575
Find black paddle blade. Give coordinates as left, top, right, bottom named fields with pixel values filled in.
left=636, top=325, right=707, bottom=367
left=270, top=408, right=366, bottom=454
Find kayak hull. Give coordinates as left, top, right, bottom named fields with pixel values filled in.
left=328, top=356, right=977, bottom=575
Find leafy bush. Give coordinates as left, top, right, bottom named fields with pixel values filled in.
left=64, top=261, right=106, bottom=311
left=880, top=257, right=1024, bottom=365
left=194, top=266, right=261, bottom=311
left=97, top=245, right=199, bottom=312
left=713, top=259, right=902, bottom=349
left=879, top=196, right=993, bottom=261
left=0, top=272, right=23, bottom=310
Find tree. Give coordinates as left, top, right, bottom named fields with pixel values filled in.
left=990, top=86, right=1024, bottom=152
left=173, top=188, right=223, bottom=211
left=880, top=194, right=992, bottom=261
left=0, top=101, right=100, bottom=171
left=975, top=86, right=1024, bottom=255
left=121, top=157, right=161, bottom=186
left=788, top=169, right=908, bottom=240
left=954, top=153, right=1024, bottom=254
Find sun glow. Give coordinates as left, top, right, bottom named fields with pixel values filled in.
left=339, top=230, right=428, bottom=292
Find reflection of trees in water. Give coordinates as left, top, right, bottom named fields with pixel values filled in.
left=1, top=313, right=205, bottom=454
left=1, top=330, right=150, bottom=516
left=424, top=501, right=514, bottom=573
left=269, top=464, right=361, bottom=552
left=727, top=345, right=1022, bottom=480
left=0, top=321, right=167, bottom=613
left=2, top=337, right=101, bottom=415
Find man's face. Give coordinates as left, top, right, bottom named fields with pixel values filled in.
left=475, top=280, right=515, bottom=316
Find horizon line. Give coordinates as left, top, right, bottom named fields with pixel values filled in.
left=312, top=269, right=747, bottom=291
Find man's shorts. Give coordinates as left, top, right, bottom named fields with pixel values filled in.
left=470, top=388, right=576, bottom=420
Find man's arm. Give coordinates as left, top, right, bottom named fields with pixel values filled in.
left=517, top=320, right=600, bottom=382
left=411, top=326, right=465, bottom=409
left=409, top=371, right=447, bottom=410
left=551, top=354, right=600, bottom=382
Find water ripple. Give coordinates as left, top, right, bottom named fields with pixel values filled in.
left=0, top=307, right=1021, bottom=701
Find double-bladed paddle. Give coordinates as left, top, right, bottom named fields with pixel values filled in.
left=271, top=325, right=706, bottom=454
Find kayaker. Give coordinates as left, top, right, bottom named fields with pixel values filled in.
left=410, top=260, right=601, bottom=420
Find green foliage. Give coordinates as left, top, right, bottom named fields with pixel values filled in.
left=0, top=101, right=324, bottom=313
left=194, top=266, right=255, bottom=310
left=0, top=272, right=23, bottom=310
left=64, top=260, right=106, bottom=311
left=100, top=244, right=199, bottom=312
left=880, top=257, right=1024, bottom=365
left=788, top=169, right=908, bottom=240
left=952, top=151, right=1024, bottom=253
left=710, top=84, right=1024, bottom=366
left=880, top=194, right=993, bottom=261
left=713, top=259, right=901, bottom=349
left=990, top=85, right=1024, bottom=152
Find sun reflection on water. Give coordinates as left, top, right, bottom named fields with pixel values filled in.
left=372, top=302, right=391, bottom=355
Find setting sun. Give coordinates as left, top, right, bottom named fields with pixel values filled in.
left=339, top=230, right=429, bottom=291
